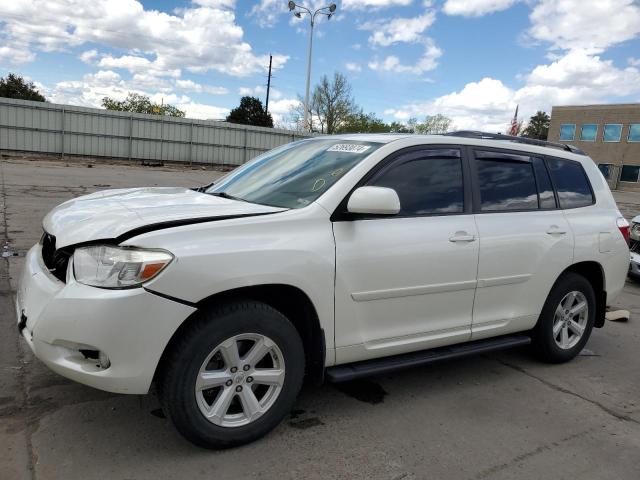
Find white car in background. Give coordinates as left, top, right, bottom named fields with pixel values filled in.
left=16, top=132, right=629, bottom=448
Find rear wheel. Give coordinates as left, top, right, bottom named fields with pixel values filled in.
left=159, top=300, right=305, bottom=448
left=532, top=272, right=595, bottom=363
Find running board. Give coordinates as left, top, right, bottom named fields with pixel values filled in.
left=325, top=334, right=531, bottom=383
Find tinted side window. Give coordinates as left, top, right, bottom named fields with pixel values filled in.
left=533, top=157, right=557, bottom=209
left=546, top=158, right=594, bottom=209
left=371, top=152, right=464, bottom=216
left=477, top=154, right=538, bottom=211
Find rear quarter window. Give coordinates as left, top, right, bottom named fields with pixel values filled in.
left=546, top=157, right=594, bottom=209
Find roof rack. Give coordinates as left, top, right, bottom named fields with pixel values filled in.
left=444, top=131, right=586, bottom=155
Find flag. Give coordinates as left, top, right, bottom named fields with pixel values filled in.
left=508, top=105, right=519, bottom=136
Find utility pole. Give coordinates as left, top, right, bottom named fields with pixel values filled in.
left=265, top=55, right=273, bottom=115
left=287, top=2, right=337, bottom=132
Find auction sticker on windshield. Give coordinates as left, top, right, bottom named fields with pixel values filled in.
left=327, top=144, right=371, bottom=154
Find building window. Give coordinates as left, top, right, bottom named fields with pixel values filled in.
left=598, top=164, right=613, bottom=179
left=620, top=165, right=640, bottom=182
left=580, top=124, right=598, bottom=142
left=629, top=124, right=640, bottom=142
left=559, top=124, right=576, bottom=141
left=603, top=124, right=622, bottom=142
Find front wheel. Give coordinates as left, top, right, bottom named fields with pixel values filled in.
left=158, top=301, right=305, bottom=449
left=531, top=272, right=595, bottom=363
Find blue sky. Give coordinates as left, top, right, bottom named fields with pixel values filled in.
left=1, top=0, right=639, bottom=131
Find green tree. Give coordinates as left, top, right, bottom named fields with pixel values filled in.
left=522, top=111, right=550, bottom=140
left=387, top=121, right=414, bottom=133
left=0, top=73, right=46, bottom=101
left=226, top=96, right=273, bottom=127
left=101, top=92, right=185, bottom=117
left=310, top=72, right=358, bottom=134
left=414, top=114, right=454, bottom=134
left=336, top=111, right=390, bottom=133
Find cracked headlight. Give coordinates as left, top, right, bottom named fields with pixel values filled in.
left=73, top=245, right=173, bottom=289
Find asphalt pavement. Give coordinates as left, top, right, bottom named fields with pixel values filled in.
left=1, top=156, right=639, bottom=480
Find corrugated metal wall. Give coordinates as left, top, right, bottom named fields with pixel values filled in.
left=0, top=97, right=312, bottom=166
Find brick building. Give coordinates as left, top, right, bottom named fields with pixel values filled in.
left=548, top=104, right=640, bottom=190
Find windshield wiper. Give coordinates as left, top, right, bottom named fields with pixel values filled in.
left=192, top=181, right=215, bottom=193
left=208, top=191, right=248, bottom=202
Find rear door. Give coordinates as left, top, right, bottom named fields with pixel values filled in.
left=470, top=148, right=574, bottom=339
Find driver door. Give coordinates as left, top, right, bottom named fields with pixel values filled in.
left=332, top=146, right=479, bottom=363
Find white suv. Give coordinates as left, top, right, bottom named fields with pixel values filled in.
left=16, top=132, right=629, bottom=448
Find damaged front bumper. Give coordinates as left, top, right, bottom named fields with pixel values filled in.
left=16, top=244, right=196, bottom=394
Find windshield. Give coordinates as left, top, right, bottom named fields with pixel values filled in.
left=206, top=139, right=382, bottom=209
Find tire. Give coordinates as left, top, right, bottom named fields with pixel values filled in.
left=158, top=300, right=305, bottom=449
left=531, top=272, right=595, bottom=363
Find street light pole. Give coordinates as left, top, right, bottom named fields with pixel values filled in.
left=288, top=1, right=337, bottom=132
left=303, top=16, right=314, bottom=133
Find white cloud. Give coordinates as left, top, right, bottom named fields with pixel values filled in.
left=79, top=49, right=98, bottom=64
left=386, top=77, right=516, bottom=131
left=43, top=70, right=230, bottom=120
left=442, top=0, right=517, bottom=17
left=237, top=85, right=283, bottom=100
left=0, top=0, right=288, bottom=77
left=238, top=86, right=263, bottom=96
left=525, top=50, right=640, bottom=93
left=385, top=51, right=640, bottom=131
left=342, top=0, right=413, bottom=8
left=266, top=97, right=301, bottom=126
left=192, top=0, right=236, bottom=7
left=97, top=54, right=182, bottom=81
left=345, top=62, right=362, bottom=73
left=130, top=74, right=172, bottom=91
left=248, top=0, right=283, bottom=28
left=175, top=102, right=229, bottom=120
left=46, top=70, right=128, bottom=107
left=175, top=79, right=228, bottom=95
left=369, top=39, right=442, bottom=74
left=363, top=12, right=436, bottom=46
left=515, top=50, right=640, bottom=109
left=0, top=44, right=35, bottom=64
left=629, top=58, right=640, bottom=67
left=527, top=0, right=640, bottom=53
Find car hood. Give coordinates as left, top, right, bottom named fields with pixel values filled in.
left=43, top=187, right=286, bottom=248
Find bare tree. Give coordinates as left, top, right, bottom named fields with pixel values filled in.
left=309, top=72, right=357, bottom=134
left=287, top=97, right=312, bottom=132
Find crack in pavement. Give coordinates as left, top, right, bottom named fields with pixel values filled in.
left=473, top=427, right=595, bottom=479
left=494, top=357, right=640, bottom=426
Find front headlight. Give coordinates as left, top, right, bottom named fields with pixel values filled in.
left=73, top=245, right=173, bottom=289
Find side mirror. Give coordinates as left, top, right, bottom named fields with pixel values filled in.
left=347, top=186, right=400, bottom=215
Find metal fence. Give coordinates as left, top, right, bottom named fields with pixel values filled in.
left=0, top=97, right=311, bottom=166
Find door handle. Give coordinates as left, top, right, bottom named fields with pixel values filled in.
left=546, top=226, right=567, bottom=235
left=449, top=232, right=476, bottom=243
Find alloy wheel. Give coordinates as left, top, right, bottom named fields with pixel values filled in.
left=194, top=333, right=285, bottom=428
left=552, top=291, right=588, bottom=350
